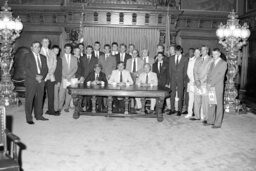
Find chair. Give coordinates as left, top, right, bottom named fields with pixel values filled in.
left=0, top=106, right=20, bottom=171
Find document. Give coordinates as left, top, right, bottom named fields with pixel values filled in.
left=208, top=87, right=217, bottom=104
left=62, top=79, right=71, bottom=89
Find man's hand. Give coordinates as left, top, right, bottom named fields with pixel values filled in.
left=165, top=84, right=170, bottom=88
left=36, top=75, right=43, bottom=83
left=195, top=80, right=201, bottom=88
left=79, top=77, right=85, bottom=83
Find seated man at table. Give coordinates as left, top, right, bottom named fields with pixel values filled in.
left=85, top=64, right=108, bottom=112
left=135, top=63, right=158, bottom=114
left=108, top=62, right=133, bottom=112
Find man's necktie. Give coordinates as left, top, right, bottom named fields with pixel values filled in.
left=133, top=59, right=136, bottom=72
left=144, top=57, right=147, bottom=64
left=176, top=56, right=179, bottom=65
left=159, top=62, right=162, bottom=72
left=96, top=74, right=99, bottom=81
left=37, top=54, right=42, bottom=69
left=120, top=71, right=123, bottom=82
left=146, top=74, right=148, bottom=84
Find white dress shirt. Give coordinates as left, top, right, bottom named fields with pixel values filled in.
left=120, top=53, right=125, bottom=62
left=142, top=56, right=149, bottom=63
left=214, top=57, right=221, bottom=66
left=33, top=52, right=41, bottom=74
left=131, top=58, right=137, bottom=72
left=65, top=54, right=71, bottom=71
left=187, top=56, right=196, bottom=82
left=158, top=61, right=163, bottom=72
left=175, top=54, right=182, bottom=64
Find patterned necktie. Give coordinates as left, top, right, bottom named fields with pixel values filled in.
left=120, top=71, right=123, bottom=82
left=133, top=59, right=136, bottom=72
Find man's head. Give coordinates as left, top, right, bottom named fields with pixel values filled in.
left=41, top=37, right=50, bottom=49
left=64, top=43, right=72, bottom=54
left=132, top=49, right=139, bottom=58
left=51, top=45, right=60, bottom=56
left=104, top=44, right=111, bottom=54
left=194, top=48, right=201, bottom=58
left=142, top=49, right=149, bottom=57
left=212, top=48, right=221, bottom=60
left=175, top=45, right=183, bottom=55
left=169, top=45, right=175, bottom=56
left=85, top=45, right=93, bottom=55
left=128, top=44, right=135, bottom=53
left=117, top=62, right=125, bottom=71
left=31, top=41, right=41, bottom=54
left=188, top=48, right=195, bottom=58
left=120, top=43, right=127, bottom=53
left=157, top=44, right=164, bottom=53
left=144, top=63, right=151, bottom=73
left=157, top=52, right=164, bottom=61
left=94, top=41, right=101, bottom=51
left=94, top=63, right=102, bottom=74
left=201, top=45, right=209, bottom=56
left=112, top=42, right=118, bottom=51
left=78, top=43, right=84, bottom=53
left=73, top=46, right=81, bottom=57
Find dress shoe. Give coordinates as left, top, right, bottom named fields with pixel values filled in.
left=189, top=117, right=199, bottom=121
left=64, top=108, right=69, bottom=112
left=167, top=110, right=176, bottom=115
left=45, top=111, right=58, bottom=116
left=212, top=125, right=221, bottom=129
left=182, top=111, right=188, bottom=114
left=136, top=108, right=142, bottom=114
left=176, top=111, right=181, bottom=116
left=130, top=108, right=137, bottom=114
left=184, top=114, right=192, bottom=119
left=36, top=116, right=49, bottom=121
left=26, top=121, right=34, bottom=125
left=147, top=110, right=155, bottom=115
left=55, top=111, right=61, bottom=116
left=164, top=109, right=171, bottom=113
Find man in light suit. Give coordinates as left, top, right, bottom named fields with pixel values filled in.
left=108, top=62, right=133, bottom=85
left=126, top=49, right=144, bottom=82
left=93, top=41, right=104, bottom=59
left=25, top=41, right=48, bottom=124
left=115, top=43, right=131, bottom=68
left=206, top=48, right=227, bottom=128
left=40, top=37, right=58, bottom=116
left=141, top=49, right=154, bottom=66
left=59, top=44, right=78, bottom=112
left=168, top=45, right=189, bottom=116
left=98, top=44, right=116, bottom=79
left=136, top=63, right=158, bottom=114
left=193, top=45, right=213, bottom=123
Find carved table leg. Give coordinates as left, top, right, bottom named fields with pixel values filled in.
left=91, top=96, right=97, bottom=113
left=107, top=96, right=113, bottom=117
left=141, top=98, right=146, bottom=114
left=72, top=95, right=82, bottom=119
left=124, top=97, right=129, bottom=115
left=156, top=97, right=165, bottom=122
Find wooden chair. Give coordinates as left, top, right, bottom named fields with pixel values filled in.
left=0, top=106, right=20, bottom=171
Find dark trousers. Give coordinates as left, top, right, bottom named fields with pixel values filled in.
left=171, top=80, right=184, bottom=112
left=25, top=81, right=45, bottom=121
left=45, top=80, right=55, bottom=113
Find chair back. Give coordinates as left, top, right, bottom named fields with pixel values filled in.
left=0, top=106, right=6, bottom=151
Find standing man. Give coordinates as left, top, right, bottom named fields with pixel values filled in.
left=25, top=41, right=48, bottom=124
left=93, top=41, right=104, bottom=59
left=78, top=43, right=85, bottom=57
left=141, top=49, right=154, bottom=66
left=185, top=48, right=199, bottom=119
left=111, top=42, right=119, bottom=56
left=206, top=48, right=227, bottom=128
left=99, top=44, right=116, bottom=79
left=115, top=43, right=131, bottom=68
left=168, top=45, right=189, bottom=116
left=194, top=45, right=212, bottom=123
left=59, top=44, right=78, bottom=112
left=128, top=44, right=135, bottom=56
left=40, top=38, right=57, bottom=116
left=126, top=49, right=144, bottom=82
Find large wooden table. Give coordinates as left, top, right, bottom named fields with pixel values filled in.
left=68, top=84, right=169, bottom=122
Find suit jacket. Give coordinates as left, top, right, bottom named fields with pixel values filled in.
left=98, top=54, right=116, bottom=78
left=152, top=59, right=169, bottom=87
left=194, top=55, right=213, bottom=86
left=126, top=57, right=144, bottom=74
left=169, top=54, right=189, bottom=86
left=85, top=71, right=108, bottom=84
left=108, top=69, right=134, bottom=84
left=93, top=50, right=104, bottom=59
left=79, top=55, right=98, bottom=79
left=141, top=56, right=155, bottom=66
left=41, top=47, right=57, bottom=82
left=61, top=54, right=78, bottom=80
left=25, top=52, right=48, bottom=85
left=207, top=59, right=227, bottom=94
left=115, top=53, right=131, bottom=68
left=137, top=71, right=158, bottom=86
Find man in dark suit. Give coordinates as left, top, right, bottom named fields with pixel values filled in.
left=85, top=64, right=108, bottom=112
left=168, top=45, right=189, bottom=116
left=93, top=41, right=104, bottom=59
left=78, top=43, right=85, bottom=57
left=24, top=41, right=48, bottom=124
left=152, top=52, right=169, bottom=87
left=206, top=48, right=227, bottom=128
left=115, top=43, right=131, bottom=68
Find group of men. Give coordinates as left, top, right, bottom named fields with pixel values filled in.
left=24, top=38, right=227, bottom=128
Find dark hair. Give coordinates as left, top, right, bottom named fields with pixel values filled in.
left=112, top=42, right=118, bottom=46
left=94, top=63, right=102, bottom=69
left=78, top=43, right=84, bottom=47
left=94, top=41, right=100, bottom=45
left=120, top=43, right=127, bottom=49
left=73, top=46, right=80, bottom=50
left=86, top=45, right=93, bottom=49
left=117, top=61, right=124, bottom=66
left=128, top=43, right=135, bottom=48
left=175, top=45, right=183, bottom=53
left=189, top=48, right=195, bottom=51
left=31, top=41, right=41, bottom=47
left=51, top=45, right=60, bottom=50
left=64, top=43, right=72, bottom=49
left=213, top=48, right=221, bottom=53
left=104, top=44, right=111, bottom=48
left=157, top=52, right=164, bottom=56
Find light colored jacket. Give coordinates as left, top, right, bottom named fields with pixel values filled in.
left=61, top=54, right=78, bottom=80
left=41, top=47, right=57, bottom=82
left=194, top=55, right=212, bottom=86
left=137, top=71, right=158, bottom=86
left=108, top=69, right=134, bottom=84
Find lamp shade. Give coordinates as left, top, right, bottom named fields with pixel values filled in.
left=233, top=28, right=241, bottom=38
left=0, top=20, right=4, bottom=29
left=216, top=27, right=225, bottom=38
left=223, top=28, right=231, bottom=37
left=241, top=28, right=250, bottom=39
left=15, top=20, right=23, bottom=31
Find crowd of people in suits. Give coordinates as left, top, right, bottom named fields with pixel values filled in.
left=24, top=38, right=227, bottom=129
